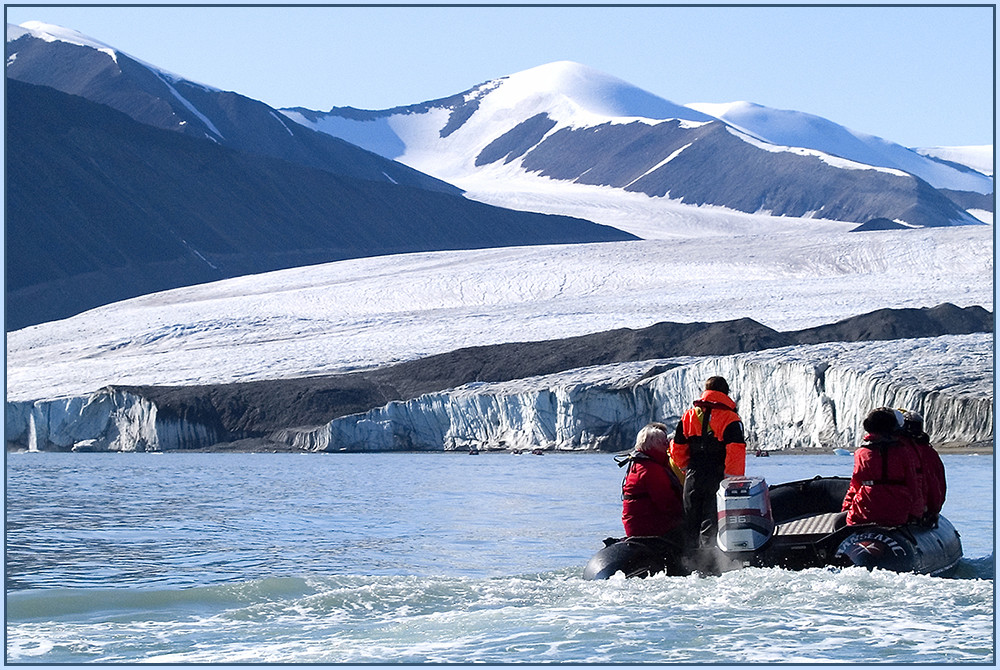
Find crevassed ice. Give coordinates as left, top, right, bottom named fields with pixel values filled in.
left=9, top=335, right=989, bottom=453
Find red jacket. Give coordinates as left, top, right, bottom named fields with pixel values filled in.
left=842, top=433, right=923, bottom=526
left=913, top=437, right=946, bottom=520
left=621, top=451, right=684, bottom=537
left=670, top=390, right=746, bottom=477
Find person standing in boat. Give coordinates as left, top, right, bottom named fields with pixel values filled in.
left=901, top=410, right=947, bottom=526
left=670, top=376, right=746, bottom=548
left=620, top=423, right=685, bottom=544
left=841, top=407, right=925, bottom=526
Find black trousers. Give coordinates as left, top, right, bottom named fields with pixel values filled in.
left=682, top=467, right=725, bottom=548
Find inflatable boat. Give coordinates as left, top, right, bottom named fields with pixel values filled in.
left=583, top=475, right=963, bottom=579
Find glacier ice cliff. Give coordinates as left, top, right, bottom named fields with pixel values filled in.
left=6, top=335, right=992, bottom=453
left=276, top=335, right=992, bottom=453
left=5, top=387, right=227, bottom=452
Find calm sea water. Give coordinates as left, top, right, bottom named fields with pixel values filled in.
left=5, top=451, right=994, bottom=664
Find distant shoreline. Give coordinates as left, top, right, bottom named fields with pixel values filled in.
left=10, top=439, right=992, bottom=455
left=169, top=436, right=999, bottom=456
left=777, top=441, right=993, bottom=456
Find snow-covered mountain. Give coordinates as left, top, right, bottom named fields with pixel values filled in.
left=915, top=145, right=994, bottom=178
left=4, top=28, right=994, bottom=454
left=686, top=101, right=993, bottom=193
left=284, top=61, right=988, bottom=230
left=5, top=25, right=633, bottom=330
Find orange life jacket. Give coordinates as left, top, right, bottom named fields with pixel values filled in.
left=670, top=390, right=746, bottom=477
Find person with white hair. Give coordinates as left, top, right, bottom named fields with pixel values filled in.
left=619, top=422, right=684, bottom=540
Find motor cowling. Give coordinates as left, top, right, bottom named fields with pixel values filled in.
left=717, top=476, right=775, bottom=553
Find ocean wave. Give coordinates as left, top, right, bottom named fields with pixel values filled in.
left=7, top=567, right=994, bottom=664
left=950, top=555, right=995, bottom=580
left=6, top=576, right=314, bottom=621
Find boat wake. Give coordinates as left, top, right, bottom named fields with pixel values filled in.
left=7, top=562, right=993, bottom=664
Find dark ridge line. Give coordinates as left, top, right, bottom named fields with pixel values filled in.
left=120, top=303, right=993, bottom=439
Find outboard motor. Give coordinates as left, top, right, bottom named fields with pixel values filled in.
left=717, top=476, right=775, bottom=554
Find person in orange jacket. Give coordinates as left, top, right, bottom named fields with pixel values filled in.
left=841, top=407, right=924, bottom=527
left=670, top=376, right=746, bottom=548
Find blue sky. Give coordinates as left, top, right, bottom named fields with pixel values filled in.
left=4, top=4, right=995, bottom=148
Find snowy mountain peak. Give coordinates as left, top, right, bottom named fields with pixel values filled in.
left=689, top=99, right=871, bottom=145
left=488, top=60, right=713, bottom=122
left=8, top=21, right=118, bottom=61
left=916, top=145, right=994, bottom=178
left=686, top=100, right=758, bottom=117
left=7, top=20, right=219, bottom=91
left=687, top=99, right=993, bottom=195
left=284, top=57, right=988, bottom=229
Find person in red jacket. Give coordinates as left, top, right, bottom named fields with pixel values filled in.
left=902, top=410, right=947, bottom=526
left=842, top=407, right=924, bottom=527
left=670, top=376, right=746, bottom=548
left=620, top=423, right=684, bottom=540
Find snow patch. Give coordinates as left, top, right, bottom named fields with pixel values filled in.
left=625, top=142, right=692, bottom=187
left=158, top=74, right=223, bottom=139
left=13, top=20, right=118, bottom=62
left=967, top=209, right=993, bottom=224
left=269, top=111, right=295, bottom=136
left=726, top=126, right=911, bottom=177
left=915, top=145, right=994, bottom=178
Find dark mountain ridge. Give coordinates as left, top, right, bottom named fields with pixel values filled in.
left=123, top=303, right=993, bottom=442
left=5, top=30, right=460, bottom=195
left=486, top=116, right=978, bottom=228
left=5, top=80, right=635, bottom=329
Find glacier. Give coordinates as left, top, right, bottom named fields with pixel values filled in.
left=7, top=226, right=992, bottom=403
left=5, top=224, right=993, bottom=455
left=5, top=388, right=227, bottom=453
left=275, top=335, right=992, bottom=454
left=8, top=334, right=991, bottom=454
